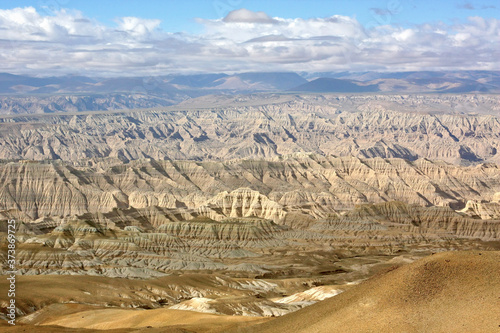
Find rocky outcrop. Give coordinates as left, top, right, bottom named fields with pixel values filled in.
left=1, top=156, right=500, bottom=222
left=458, top=199, right=500, bottom=220
left=2, top=199, right=498, bottom=279
left=0, top=94, right=499, bottom=164
left=333, top=201, right=500, bottom=240
left=200, top=188, right=287, bottom=221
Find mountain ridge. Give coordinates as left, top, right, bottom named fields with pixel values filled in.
left=1, top=71, right=499, bottom=114
left=0, top=94, right=499, bottom=164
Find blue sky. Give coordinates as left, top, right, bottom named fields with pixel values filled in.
left=0, top=0, right=498, bottom=75
left=3, top=0, right=498, bottom=32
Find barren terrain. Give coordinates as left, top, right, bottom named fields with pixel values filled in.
left=1, top=93, right=499, bottom=332
left=0, top=94, right=499, bottom=164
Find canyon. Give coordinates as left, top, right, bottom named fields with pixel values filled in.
left=1, top=92, right=499, bottom=332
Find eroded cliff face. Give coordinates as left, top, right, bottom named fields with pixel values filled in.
left=0, top=94, right=499, bottom=164
left=2, top=201, right=498, bottom=279
left=2, top=153, right=499, bottom=278
left=459, top=200, right=500, bottom=220
left=1, top=156, right=499, bottom=221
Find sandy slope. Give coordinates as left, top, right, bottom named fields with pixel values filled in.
left=0, top=320, right=195, bottom=333
left=230, top=251, right=500, bottom=333
left=2, top=251, right=498, bottom=332
left=39, top=307, right=267, bottom=332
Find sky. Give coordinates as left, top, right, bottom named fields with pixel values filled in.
left=0, top=0, right=498, bottom=76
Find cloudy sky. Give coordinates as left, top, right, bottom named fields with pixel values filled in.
left=0, top=0, right=498, bottom=76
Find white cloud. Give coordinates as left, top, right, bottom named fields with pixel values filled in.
left=0, top=7, right=104, bottom=42
left=222, top=8, right=277, bottom=24
left=0, top=7, right=498, bottom=76
left=115, top=17, right=161, bottom=38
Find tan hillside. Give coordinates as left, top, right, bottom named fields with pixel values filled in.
left=38, top=307, right=268, bottom=332
left=233, top=251, right=500, bottom=333
left=5, top=251, right=496, bottom=333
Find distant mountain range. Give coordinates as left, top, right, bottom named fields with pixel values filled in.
left=0, top=71, right=498, bottom=114
left=297, top=70, right=500, bottom=93
left=2, top=70, right=499, bottom=95
left=290, top=78, right=379, bottom=93
left=0, top=72, right=309, bottom=95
